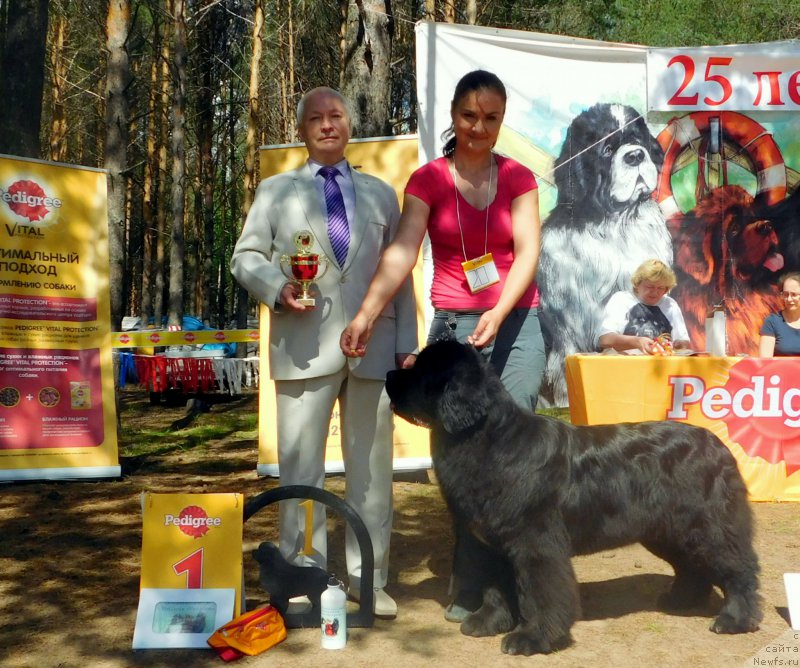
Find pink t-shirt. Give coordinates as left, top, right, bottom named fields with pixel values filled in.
left=405, top=155, right=540, bottom=310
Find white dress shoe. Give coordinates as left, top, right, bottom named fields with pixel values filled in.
left=286, top=595, right=312, bottom=615
left=349, top=586, right=397, bottom=618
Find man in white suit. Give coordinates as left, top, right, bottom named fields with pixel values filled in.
left=231, top=87, right=417, bottom=618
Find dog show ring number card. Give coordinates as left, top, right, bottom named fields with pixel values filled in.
left=461, top=252, right=500, bottom=294
left=133, top=492, right=244, bottom=649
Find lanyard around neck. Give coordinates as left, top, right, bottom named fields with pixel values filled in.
left=450, top=156, right=493, bottom=262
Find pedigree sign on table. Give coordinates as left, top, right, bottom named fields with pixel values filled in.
left=139, top=493, right=244, bottom=614
left=566, top=355, right=800, bottom=502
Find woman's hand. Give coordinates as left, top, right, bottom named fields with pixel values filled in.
left=467, top=309, right=502, bottom=348
left=340, top=314, right=372, bottom=358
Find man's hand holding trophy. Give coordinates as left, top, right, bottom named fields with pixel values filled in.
left=279, top=230, right=330, bottom=308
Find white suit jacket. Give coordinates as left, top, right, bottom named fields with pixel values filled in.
left=231, top=162, right=418, bottom=381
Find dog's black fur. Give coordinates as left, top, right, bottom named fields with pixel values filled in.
left=386, top=340, right=761, bottom=656
left=253, top=542, right=331, bottom=618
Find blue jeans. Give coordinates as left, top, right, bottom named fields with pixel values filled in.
left=426, top=307, right=546, bottom=411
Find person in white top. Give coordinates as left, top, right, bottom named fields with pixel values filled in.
left=597, top=259, right=691, bottom=354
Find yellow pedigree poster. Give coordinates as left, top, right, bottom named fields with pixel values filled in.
left=0, top=154, right=119, bottom=480
left=139, top=493, right=244, bottom=614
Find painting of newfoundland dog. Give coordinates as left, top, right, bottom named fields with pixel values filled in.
left=538, top=102, right=673, bottom=405
left=386, top=340, right=761, bottom=655
left=669, top=184, right=783, bottom=355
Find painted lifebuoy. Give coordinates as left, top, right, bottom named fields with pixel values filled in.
left=655, top=110, right=786, bottom=217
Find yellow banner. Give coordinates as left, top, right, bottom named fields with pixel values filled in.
left=566, top=354, right=800, bottom=502
left=0, top=155, right=119, bottom=479
left=140, top=493, right=244, bottom=614
left=254, top=136, right=431, bottom=475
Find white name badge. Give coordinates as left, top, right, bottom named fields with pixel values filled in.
left=461, top=253, right=500, bottom=294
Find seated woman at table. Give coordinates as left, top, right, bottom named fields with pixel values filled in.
left=597, top=259, right=691, bottom=355
left=758, top=272, right=800, bottom=357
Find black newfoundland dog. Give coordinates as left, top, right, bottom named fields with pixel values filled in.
left=386, top=340, right=761, bottom=655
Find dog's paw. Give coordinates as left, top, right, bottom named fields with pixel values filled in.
left=500, top=630, right=552, bottom=656
left=460, top=606, right=515, bottom=637
left=709, top=613, right=759, bottom=634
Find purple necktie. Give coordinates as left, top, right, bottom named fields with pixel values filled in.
left=318, top=166, right=350, bottom=267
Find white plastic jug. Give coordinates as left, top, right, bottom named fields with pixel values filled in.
left=705, top=306, right=727, bottom=356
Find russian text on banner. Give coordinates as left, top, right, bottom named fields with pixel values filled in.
left=0, top=155, right=119, bottom=480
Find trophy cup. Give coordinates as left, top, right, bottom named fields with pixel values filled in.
left=280, top=230, right=329, bottom=307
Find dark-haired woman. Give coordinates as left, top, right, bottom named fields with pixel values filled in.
left=758, top=272, right=800, bottom=357
left=341, top=69, right=546, bottom=622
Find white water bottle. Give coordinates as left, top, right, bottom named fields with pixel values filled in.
left=705, top=302, right=727, bottom=356
left=320, top=577, right=347, bottom=650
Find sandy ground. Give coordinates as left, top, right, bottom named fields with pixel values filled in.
left=0, top=389, right=798, bottom=668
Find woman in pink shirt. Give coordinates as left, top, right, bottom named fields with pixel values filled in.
left=341, top=70, right=545, bottom=623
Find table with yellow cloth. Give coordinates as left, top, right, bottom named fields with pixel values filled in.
left=565, top=354, right=800, bottom=502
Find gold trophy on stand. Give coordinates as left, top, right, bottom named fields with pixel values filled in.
left=279, top=231, right=329, bottom=307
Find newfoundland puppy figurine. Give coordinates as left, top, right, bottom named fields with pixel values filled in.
left=253, top=542, right=330, bottom=618
left=386, top=340, right=761, bottom=655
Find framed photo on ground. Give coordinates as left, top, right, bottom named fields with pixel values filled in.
left=132, top=588, right=235, bottom=649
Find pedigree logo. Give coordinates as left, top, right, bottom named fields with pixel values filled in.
left=667, top=358, right=800, bottom=475
left=165, top=505, right=222, bottom=538
left=1, top=179, right=62, bottom=224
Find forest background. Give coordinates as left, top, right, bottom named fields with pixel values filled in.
left=1, top=0, right=799, bottom=334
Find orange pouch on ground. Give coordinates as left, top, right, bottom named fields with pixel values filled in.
left=207, top=605, right=287, bottom=661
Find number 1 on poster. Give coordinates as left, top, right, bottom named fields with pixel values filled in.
left=173, top=547, right=204, bottom=588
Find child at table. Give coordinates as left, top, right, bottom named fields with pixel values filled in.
left=597, top=259, right=691, bottom=355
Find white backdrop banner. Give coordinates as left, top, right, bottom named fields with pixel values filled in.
left=415, top=22, right=650, bottom=213
left=413, top=22, right=800, bottom=412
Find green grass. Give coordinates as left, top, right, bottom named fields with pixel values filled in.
left=537, top=406, right=572, bottom=423
left=118, top=401, right=258, bottom=458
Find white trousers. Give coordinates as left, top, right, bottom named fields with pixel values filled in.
left=275, top=366, right=394, bottom=589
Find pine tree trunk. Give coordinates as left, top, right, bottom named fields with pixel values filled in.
left=154, top=34, right=171, bottom=327
left=444, top=0, right=455, bottom=22
left=140, top=23, right=161, bottom=326
left=342, top=0, right=394, bottom=138
left=467, top=0, right=476, bottom=24
left=286, top=0, right=296, bottom=140
left=0, top=0, right=48, bottom=157
left=104, top=0, right=131, bottom=331
left=238, top=0, right=264, bottom=332
left=167, top=0, right=187, bottom=329
left=49, top=10, right=68, bottom=162
left=197, top=14, right=215, bottom=325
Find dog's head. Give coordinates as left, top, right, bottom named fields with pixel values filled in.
left=385, top=340, right=497, bottom=436
left=675, top=185, right=784, bottom=289
left=554, top=103, right=663, bottom=218
left=757, top=185, right=800, bottom=272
